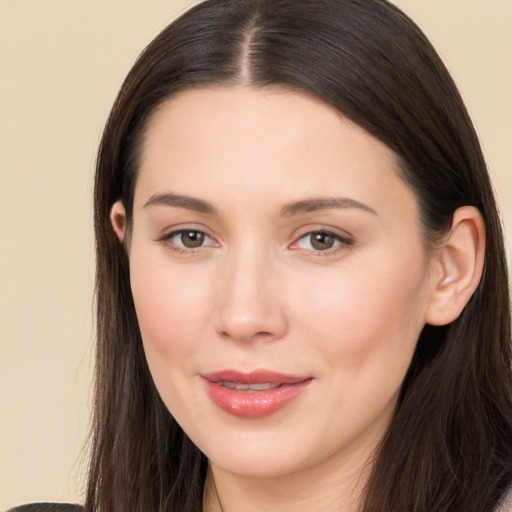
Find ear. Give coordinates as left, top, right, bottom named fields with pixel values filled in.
left=425, top=206, right=485, bottom=326
left=110, top=200, right=127, bottom=243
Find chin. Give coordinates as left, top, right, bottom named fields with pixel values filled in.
left=191, top=423, right=331, bottom=479
left=208, top=448, right=307, bottom=478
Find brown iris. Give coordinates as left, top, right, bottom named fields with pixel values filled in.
left=180, top=230, right=205, bottom=248
left=310, top=232, right=336, bottom=251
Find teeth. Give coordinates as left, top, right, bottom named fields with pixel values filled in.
left=218, top=382, right=282, bottom=391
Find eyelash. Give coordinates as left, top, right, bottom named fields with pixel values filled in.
left=157, top=228, right=354, bottom=256
left=292, top=229, right=354, bottom=256
left=158, top=229, right=217, bottom=254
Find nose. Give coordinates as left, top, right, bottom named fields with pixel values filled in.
left=214, top=246, right=288, bottom=344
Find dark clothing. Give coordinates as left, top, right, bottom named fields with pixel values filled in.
left=7, top=504, right=83, bottom=512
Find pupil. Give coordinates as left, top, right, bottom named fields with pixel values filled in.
left=182, top=231, right=204, bottom=248
left=311, top=233, right=334, bottom=250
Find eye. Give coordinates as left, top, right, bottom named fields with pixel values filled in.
left=293, top=230, right=352, bottom=253
left=162, top=229, right=216, bottom=250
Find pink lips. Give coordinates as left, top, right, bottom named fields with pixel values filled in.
left=203, top=370, right=312, bottom=418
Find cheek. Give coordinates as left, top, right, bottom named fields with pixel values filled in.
left=295, top=252, right=429, bottom=372
left=290, top=254, right=430, bottom=444
left=129, top=251, right=216, bottom=426
left=129, top=247, right=214, bottom=365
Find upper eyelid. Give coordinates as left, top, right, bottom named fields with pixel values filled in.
left=155, top=225, right=354, bottom=250
left=157, top=228, right=218, bottom=252
left=292, top=225, right=354, bottom=241
left=296, top=232, right=352, bottom=244
left=157, top=224, right=215, bottom=240
left=289, top=227, right=355, bottom=253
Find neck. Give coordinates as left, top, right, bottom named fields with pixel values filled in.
left=203, top=449, right=373, bottom=512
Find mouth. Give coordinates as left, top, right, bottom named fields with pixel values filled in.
left=202, top=370, right=312, bottom=418
left=216, top=381, right=283, bottom=391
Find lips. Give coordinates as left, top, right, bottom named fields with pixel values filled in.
left=216, top=381, right=282, bottom=391
left=203, top=370, right=312, bottom=418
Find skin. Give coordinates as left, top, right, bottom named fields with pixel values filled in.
left=110, top=86, right=485, bottom=511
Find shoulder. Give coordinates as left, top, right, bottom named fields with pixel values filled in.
left=6, top=504, right=83, bottom=512
left=497, top=489, right=512, bottom=512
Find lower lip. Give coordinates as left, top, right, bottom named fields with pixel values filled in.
left=204, top=379, right=312, bottom=418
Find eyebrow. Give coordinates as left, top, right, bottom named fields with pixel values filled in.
left=143, top=193, right=217, bottom=215
left=280, top=197, right=377, bottom=217
left=142, top=192, right=377, bottom=217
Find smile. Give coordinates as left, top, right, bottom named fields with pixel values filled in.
left=203, top=370, right=312, bottom=418
left=217, top=382, right=282, bottom=391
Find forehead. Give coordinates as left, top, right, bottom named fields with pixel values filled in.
left=135, top=86, right=417, bottom=221
left=142, top=86, right=391, bottom=163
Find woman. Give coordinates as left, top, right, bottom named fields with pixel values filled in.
left=11, top=0, right=512, bottom=510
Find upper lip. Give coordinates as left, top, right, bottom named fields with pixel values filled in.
left=203, top=369, right=310, bottom=384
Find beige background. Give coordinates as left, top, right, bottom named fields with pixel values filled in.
left=0, top=0, right=510, bottom=509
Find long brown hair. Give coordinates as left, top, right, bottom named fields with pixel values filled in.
left=87, top=1, right=512, bottom=510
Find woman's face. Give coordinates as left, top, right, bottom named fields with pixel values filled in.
left=120, top=86, right=438, bottom=479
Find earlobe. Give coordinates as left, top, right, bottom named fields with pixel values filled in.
left=110, top=200, right=127, bottom=243
left=425, top=206, right=486, bottom=326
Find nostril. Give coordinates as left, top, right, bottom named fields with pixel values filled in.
left=215, top=310, right=288, bottom=344
left=219, top=328, right=274, bottom=343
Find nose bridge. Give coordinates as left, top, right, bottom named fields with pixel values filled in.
left=215, top=241, right=287, bottom=343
